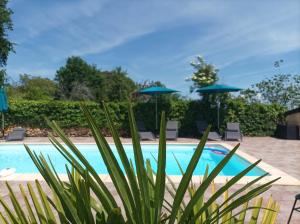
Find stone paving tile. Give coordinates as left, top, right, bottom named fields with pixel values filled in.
left=225, top=137, right=300, bottom=223
left=225, top=137, right=300, bottom=180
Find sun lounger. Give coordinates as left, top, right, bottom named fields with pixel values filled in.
left=166, top=121, right=179, bottom=140
left=6, top=127, right=26, bottom=141
left=225, top=122, right=243, bottom=141
left=137, top=121, right=155, bottom=140
left=196, top=121, right=221, bottom=141
left=288, top=193, right=300, bottom=223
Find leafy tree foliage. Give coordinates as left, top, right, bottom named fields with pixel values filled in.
left=55, top=57, right=136, bottom=102
left=100, top=67, right=136, bottom=101
left=241, top=74, right=300, bottom=109
left=0, top=0, right=14, bottom=67
left=0, top=69, right=7, bottom=87
left=137, top=80, right=165, bottom=89
left=7, top=74, right=57, bottom=100
left=239, top=89, right=258, bottom=103
left=55, top=56, right=100, bottom=99
left=69, top=81, right=95, bottom=101
left=0, top=0, right=14, bottom=87
left=185, top=55, right=226, bottom=109
left=185, top=55, right=219, bottom=93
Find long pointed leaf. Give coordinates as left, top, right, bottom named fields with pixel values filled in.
left=154, top=111, right=166, bottom=223
left=168, top=126, right=210, bottom=224
left=80, top=103, right=135, bottom=222
left=128, top=103, right=151, bottom=223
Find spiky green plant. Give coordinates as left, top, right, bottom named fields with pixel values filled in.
left=165, top=159, right=280, bottom=224
left=0, top=103, right=279, bottom=223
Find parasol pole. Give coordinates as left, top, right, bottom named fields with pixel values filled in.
left=217, top=100, right=220, bottom=130
left=155, top=94, right=158, bottom=130
left=2, top=112, right=4, bottom=137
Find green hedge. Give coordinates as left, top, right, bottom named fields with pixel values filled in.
left=6, top=100, right=129, bottom=132
left=224, top=99, right=285, bottom=136
left=5, top=99, right=285, bottom=137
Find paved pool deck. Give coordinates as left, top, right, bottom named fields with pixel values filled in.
left=0, top=136, right=299, bottom=223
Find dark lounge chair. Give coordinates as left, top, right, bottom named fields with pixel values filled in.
left=6, top=127, right=26, bottom=141
left=166, top=120, right=179, bottom=140
left=196, top=121, right=221, bottom=141
left=225, top=122, right=243, bottom=141
left=288, top=193, right=300, bottom=224
left=137, top=121, right=155, bottom=140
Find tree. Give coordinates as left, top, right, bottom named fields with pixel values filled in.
left=185, top=55, right=223, bottom=109
left=239, top=89, right=259, bottom=103
left=136, top=80, right=165, bottom=89
left=0, top=0, right=14, bottom=87
left=55, top=56, right=100, bottom=99
left=0, top=0, right=14, bottom=67
left=241, top=74, right=300, bottom=109
left=8, top=74, right=58, bottom=100
left=100, top=67, right=136, bottom=101
left=185, top=55, right=219, bottom=93
left=69, top=81, right=95, bottom=101
left=55, top=57, right=137, bottom=102
left=0, top=69, right=7, bottom=87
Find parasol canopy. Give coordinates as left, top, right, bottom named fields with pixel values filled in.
left=196, top=84, right=242, bottom=94
left=138, top=86, right=179, bottom=130
left=197, top=84, right=242, bottom=130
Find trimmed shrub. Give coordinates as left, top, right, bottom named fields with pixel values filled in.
left=224, top=99, right=285, bottom=136
left=6, top=100, right=128, bottom=134
left=5, top=99, right=285, bottom=137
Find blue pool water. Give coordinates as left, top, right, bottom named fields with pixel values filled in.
left=0, top=144, right=266, bottom=176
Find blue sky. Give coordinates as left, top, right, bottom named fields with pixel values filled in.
left=6, top=0, right=300, bottom=98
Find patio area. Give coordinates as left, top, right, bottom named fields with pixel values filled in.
left=0, top=136, right=299, bottom=223
left=226, top=137, right=300, bottom=223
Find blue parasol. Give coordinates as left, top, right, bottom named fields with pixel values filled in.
left=197, top=84, right=242, bottom=129
left=0, top=88, right=8, bottom=136
left=196, top=84, right=242, bottom=94
left=138, top=86, right=179, bottom=129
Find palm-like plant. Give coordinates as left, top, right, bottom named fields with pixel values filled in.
left=0, top=103, right=279, bottom=223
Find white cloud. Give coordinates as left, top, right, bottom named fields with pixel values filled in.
left=6, top=0, right=300, bottom=89
left=15, top=0, right=108, bottom=39
left=13, top=0, right=300, bottom=61
left=177, top=2, right=300, bottom=68
left=11, top=0, right=234, bottom=61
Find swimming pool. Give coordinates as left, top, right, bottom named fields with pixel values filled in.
left=0, top=144, right=266, bottom=176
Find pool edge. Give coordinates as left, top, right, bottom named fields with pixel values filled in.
left=1, top=142, right=300, bottom=186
